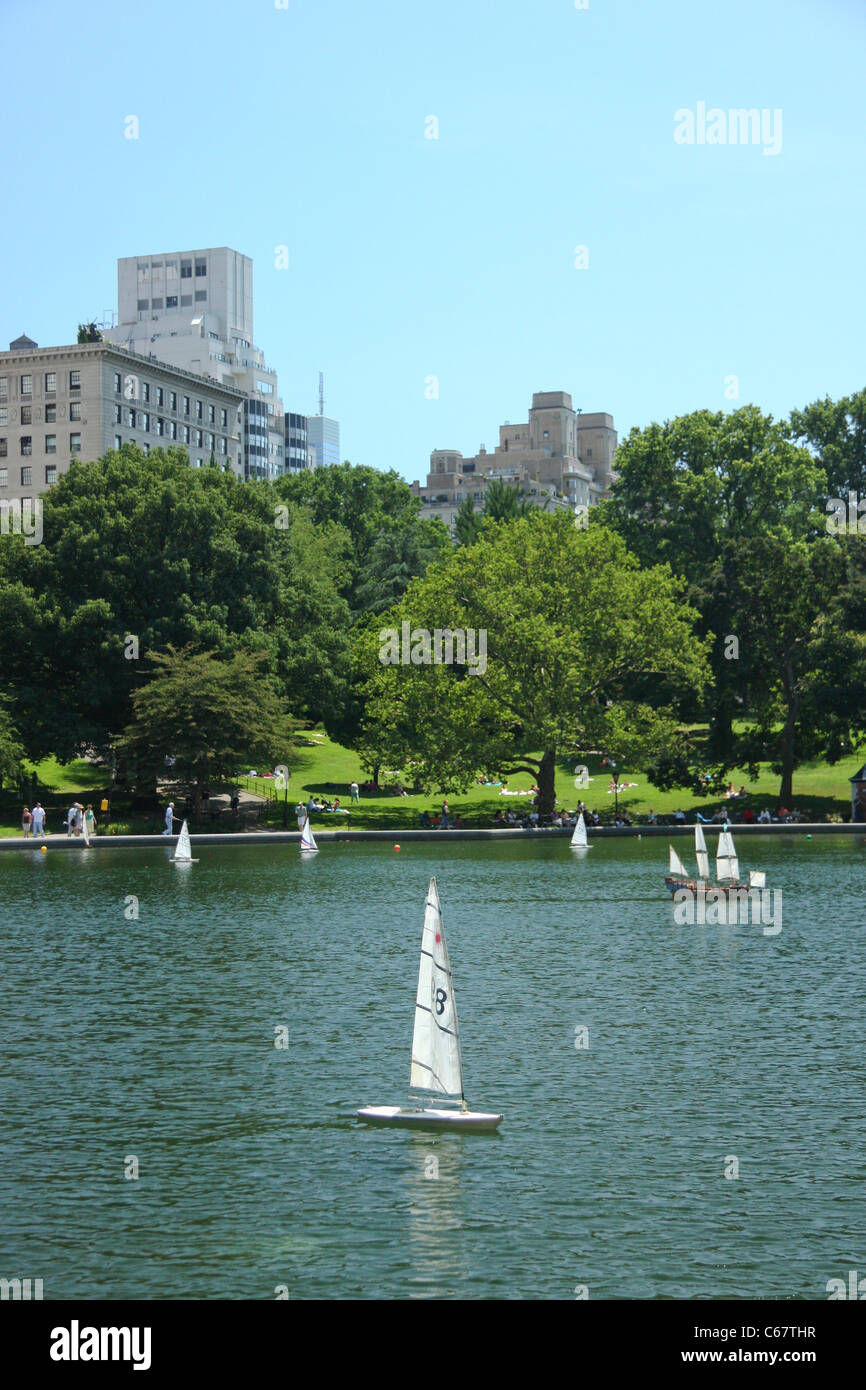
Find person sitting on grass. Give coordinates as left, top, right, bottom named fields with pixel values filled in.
left=493, top=810, right=505, bottom=826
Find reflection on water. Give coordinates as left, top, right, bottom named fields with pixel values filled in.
left=405, top=1135, right=467, bottom=1298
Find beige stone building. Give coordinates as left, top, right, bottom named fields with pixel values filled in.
left=412, top=390, right=617, bottom=530
left=0, top=336, right=245, bottom=503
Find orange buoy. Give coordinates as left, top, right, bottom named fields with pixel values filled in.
left=394, top=844, right=401, bottom=851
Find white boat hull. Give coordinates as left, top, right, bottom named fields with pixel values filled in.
left=357, top=1105, right=503, bottom=1132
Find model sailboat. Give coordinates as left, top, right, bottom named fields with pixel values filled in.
left=171, top=819, right=198, bottom=863
left=300, top=816, right=318, bottom=854
left=570, top=812, right=592, bottom=849
left=664, top=824, right=765, bottom=896
left=358, top=877, right=503, bottom=1132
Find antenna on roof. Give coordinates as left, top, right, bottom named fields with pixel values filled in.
left=318, top=371, right=324, bottom=416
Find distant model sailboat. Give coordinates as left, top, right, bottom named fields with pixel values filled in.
left=171, top=819, right=198, bottom=863
left=570, top=812, right=592, bottom=849
left=664, top=823, right=765, bottom=895
left=358, top=877, right=503, bottom=1132
left=300, top=816, right=318, bottom=854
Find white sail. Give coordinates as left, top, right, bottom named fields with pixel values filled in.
left=172, top=819, right=192, bottom=861
left=694, top=823, right=710, bottom=880
left=409, top=877, right=463, bottom=1099
left=669, top=844, right=689, bottom=878
left=300, top=817, right=318, bottom=852
left=571, top=812, right=589, bottom=848
left=749, top=869, right=766, bottom=889
left=716, top=829, right=739, bottom=882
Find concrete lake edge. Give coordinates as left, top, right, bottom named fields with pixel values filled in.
left=2, top=823, right=864, bottom=851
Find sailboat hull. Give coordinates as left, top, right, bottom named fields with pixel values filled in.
left=357, top=1105, right=503, bottom=1132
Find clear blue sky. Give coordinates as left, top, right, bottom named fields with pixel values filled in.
left=2, top=0, right=864, bottom=482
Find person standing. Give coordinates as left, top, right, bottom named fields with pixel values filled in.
left=163, top=801, right=175, bottom=836
left=441, top=798, right=450, bottom=829
left=85, top=804, right=96, bottom=837
left=296, top=801, right=307, bottom=830
left=21, top=805, right=33, bottom=837
left=350, top=780, right=359, bottom=803
left=66, top=803, right=77, bottom=837
left=31, top=802, right=46, bottom=837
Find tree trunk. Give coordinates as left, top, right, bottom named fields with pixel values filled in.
left=779, top=719, right=795, bottom=805
left=372, top=763, right=380, bottom=789
left=536, top=748, right=557, bottom=817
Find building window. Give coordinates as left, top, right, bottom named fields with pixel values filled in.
left=220, top=408, right=227, bottom=428
left=165, top=261, right=178, bottom=279
left=166, top=296, right=178, bottom=309
left=21, top=405, right=32, bottom=425
left=0, top=408, right=6, bottom=427
left=114, top=372, right=122, bottom=394
left=181, top=260, right=192, bottom=278
left=151, top=298, right=163, bottom=311
left=114, top=404, right=122, bottom=423
left=141, top=413, right=149, bottom=432
left=142, top=442, right=150, bottom=454
left=45, top=465, right=57, bottom=485
left=45, top=404, right=56, bottom=423
left=70, top=433, right=81, bottom=453
left=127, top=409, right=136, bottom=428
left=138, top=264, right=148, bottom=281
left=153, top=418, right=163, bottom=436
left=45, top=434, right=56, bottom=454
left=169, top=391, right=177, bottom=411
left=20, top=437, right=32, bottom=455
left=0, top=378, right=7, bottom=400
left=195, top=259, right=206, bottom=276
left=0, top=468, right=7, bottom=485
left=182, top=425, right=190, bottom=444
left=207, top=403, right=215, bottom=423
left=69, top=371, right=81, bottom=391
left=142, top=383, right=150, bottom=402
left=194, top=290, right=207, bottom=302
left=115, top=435, right=122, bottom=450
left=196, top=401, right=203, bottom=420
left=168, top=421, right=177, bottom=440
left=20, top=374, right=32, bottom=395
left=218, top=436, right=226, bottom=454
left=151, top=261, right=162, bottom=271
left=181, top=295, right=192, bottom=308
left=69, top=402, right=81, bottom=420
left=137, top=299, right=149, bottom=311
left=0, top=439, right=6, bottom=458
left=156, top=387, right=164, bottom=407
left=183, top=396, right=190, bottom=416
left=45, top=372, right=57, bottom=392
left=543, top=430, right=549, bottom=439
left=21, top=466, right=32, bottom=486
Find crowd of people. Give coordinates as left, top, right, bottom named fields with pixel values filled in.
left=19, top=801, right=97, bottom=837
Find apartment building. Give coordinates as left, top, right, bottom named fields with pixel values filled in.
left=0, top=336, right=245, bottom=503
left=103, top=247, right=285, bottom=481
left=411, top=390, right=617, bottom=530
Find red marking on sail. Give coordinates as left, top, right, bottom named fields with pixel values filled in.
left=435, top=933, right=441, bottom=943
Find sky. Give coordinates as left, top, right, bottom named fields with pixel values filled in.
left=2, top=0, right=864, bottom=484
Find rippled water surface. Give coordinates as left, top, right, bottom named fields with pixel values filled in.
left=1, top=835, right=863, bottom=1299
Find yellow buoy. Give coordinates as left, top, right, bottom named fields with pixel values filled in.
left=41, top=846, right=47, bottom=853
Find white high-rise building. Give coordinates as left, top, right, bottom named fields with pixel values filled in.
left=104, top=247, right=285, bottom=481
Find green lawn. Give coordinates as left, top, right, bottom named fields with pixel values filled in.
left=2, top=732, right=861, bottom=835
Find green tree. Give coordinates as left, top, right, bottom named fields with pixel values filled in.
left=599, top=405, right=827, bottom=764
left=356, top=512, right=710, bottom=815
left=454, top=494, right=483, bottom=547
left=789, top=389, right=866, bottom=500
left=77, top=322, right=102, bottom=343
left=482, top=478, right=533, bottom=523
left=0, top=447, right=352, bottom=763
left=0, top=693, right=25, bottom=791
left=116, top=646, right=296, bottom=810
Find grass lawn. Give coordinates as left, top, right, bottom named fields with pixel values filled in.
left=2, top=732, right=862, bottom=835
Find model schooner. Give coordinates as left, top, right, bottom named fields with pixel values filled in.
left=664, top=823, right=765, bottom=896
left=358, top=877, right=503, bottom=1132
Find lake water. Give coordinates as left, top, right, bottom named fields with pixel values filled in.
left=1, top=834, right=863, bottom=1300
